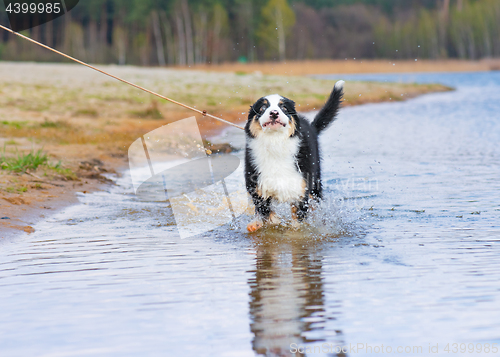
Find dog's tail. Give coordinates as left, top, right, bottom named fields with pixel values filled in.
left=312, top=80, right=344, bottom=135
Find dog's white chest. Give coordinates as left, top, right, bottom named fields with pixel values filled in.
left=249, top=134, right=304, bottom=203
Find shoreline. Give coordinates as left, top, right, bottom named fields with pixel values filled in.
left=0, top=61, right=455, bottom=239
left=0, top=151, right=127, bottom=239
left=187, top=59, right=500, bottom=76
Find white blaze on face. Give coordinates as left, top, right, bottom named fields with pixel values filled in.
left=250, top=94, right=303, bottom=202
left=259, top=94, right=290, bottom=131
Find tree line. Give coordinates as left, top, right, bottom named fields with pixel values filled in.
left=0, top=0, right=498, bottom=64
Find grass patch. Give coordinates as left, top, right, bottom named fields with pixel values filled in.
left=0, top=148, right=78, bottom=182
left=1, top=148, right=49, bottom=172
left=49, top=162, right=78, bottom=180
left=1, top=121, right=28, bottom=129
left=74, top=108, right=99, bottom=117
left=39, top=120, right=70, bottom=128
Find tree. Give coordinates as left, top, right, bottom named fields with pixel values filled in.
left=257, top=0, right=296, bottom=61
left=210, top=2, right=229, bottom=64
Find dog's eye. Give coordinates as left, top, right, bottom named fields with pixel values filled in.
left=259, top=105, right=266, bottom=113
left=282, top=106, right=288, bottom=112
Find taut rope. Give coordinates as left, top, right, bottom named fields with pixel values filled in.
left=0, top=24, right=245, bottom=131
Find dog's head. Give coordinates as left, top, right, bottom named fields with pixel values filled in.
left=246, top=94, right=297, bottom=137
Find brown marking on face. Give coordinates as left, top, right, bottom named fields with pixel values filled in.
left=249, top=116, right=263, bottom=137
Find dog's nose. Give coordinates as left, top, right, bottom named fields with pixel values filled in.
left=269, top=110, right=279, bottom=120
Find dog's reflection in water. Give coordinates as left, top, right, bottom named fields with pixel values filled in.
left=248, top=229, right=347, bottom=357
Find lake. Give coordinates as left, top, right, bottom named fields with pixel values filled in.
left=1, top=71, right=499, bottom=356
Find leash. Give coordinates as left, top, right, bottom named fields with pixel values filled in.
left=0, top=23, right=245, bottom=131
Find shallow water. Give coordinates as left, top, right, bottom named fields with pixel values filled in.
left=1, top=72, right=500, bottom=356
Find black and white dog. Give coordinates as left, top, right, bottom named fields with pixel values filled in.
left=244, top=80, right=344, bottom=232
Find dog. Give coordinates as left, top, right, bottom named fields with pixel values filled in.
left=244, top=80, right=344, bottom=232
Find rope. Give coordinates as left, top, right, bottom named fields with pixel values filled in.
left=0, top=24, right=245, bottom=131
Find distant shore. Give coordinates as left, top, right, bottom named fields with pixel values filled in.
left=0, top=61, right=452, bottom=237
left=188, top=59, right=500, bottom=76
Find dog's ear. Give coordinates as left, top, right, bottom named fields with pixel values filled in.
left=248, top=105, right=256, bottom=121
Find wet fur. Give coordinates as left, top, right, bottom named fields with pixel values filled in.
left=245, top=81, right=344, bottom=229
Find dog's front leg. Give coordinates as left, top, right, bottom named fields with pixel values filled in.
left=247, top=195, right=272, bottom=232
left=291, top=197, right=310, bottom=229
left=290, top=204, right=301, bottom=229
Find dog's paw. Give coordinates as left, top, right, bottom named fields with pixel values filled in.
left=247, top=219, right=263, bottom=232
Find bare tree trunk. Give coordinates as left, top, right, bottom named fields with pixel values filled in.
left=161, top=11, right=175, bottom=65
left=88, top=20, right=98, bottom=62
left=276, top=7, right=286, bottom=61
left=99, top=7, right=108, bottom=62
left=297, top=28, right=306, bottom=60
left=484, top=31, right=492, bottom=58
left=467, top=27, right=476, bottom=59
left=114, top=25, right=127, bottom=65
left=194, top=12, right=208, bottom=64
left=175, top=14, right=187, bottom=65
left=442, top=0, right=450, bottom=21
left=140, top=27, right=152, bottom=66
left=246, top=2, right=255, bottom=62
left=202, top=13, right=209, bottom=63
left=457, top=0, right=464, bottom=12
left=193, top=13, right=201, bottom=63
left=151, top=10, right=166, bottom=66
left=212, top=10, right=222, bottom=64
left=32, top=14, right=41, bottom=41
left=62, top=10, right=71, bottom=54
left=45, top=20, right=53, bottom=47
left=439, top=0, right=450, bottom=58
left=181, top=0, right=194, bottom=65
